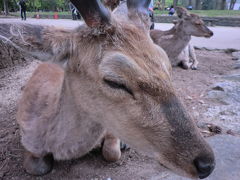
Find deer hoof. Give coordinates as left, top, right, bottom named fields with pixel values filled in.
left=24, top=151, right=54, bottom=176
left=182, top=64, right=190, bottom=70
left=120, top=141, right=130, bottom=151
left=102, top=136, right=121, bottom=162
left=191, top=66, right=198, bottom=70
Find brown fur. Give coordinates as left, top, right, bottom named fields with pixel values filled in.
left=1, top=4, right=214, bottom=179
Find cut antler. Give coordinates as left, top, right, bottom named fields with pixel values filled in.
left=70, top=0, right=111, bottom=28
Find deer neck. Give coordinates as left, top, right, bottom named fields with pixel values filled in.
left=162, top=25, right=177, bottom=35
left=166, top=23, right=191, bottom=60
left=173, top=23, right=191, bottom=43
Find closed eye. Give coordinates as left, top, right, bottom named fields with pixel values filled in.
left=104, top=79, right=134, bottom=97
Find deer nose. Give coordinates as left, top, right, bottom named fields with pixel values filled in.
left=194, top=156, right=215, bottom=179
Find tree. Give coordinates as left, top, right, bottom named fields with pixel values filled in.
left=215, top=0, right=226, bottom=10
left=162, top=0, right=165, bottom=9
left=220, top=0, right=226, bottom=10
left=229, top=0, right=236, bottom=10
left=1, top=0, right=69, bottom=12
left=3, top=0, right=9, bottom=15
left=173, top=0, right=178, bottom=7
left=195, top=0, right=202, bottom=10
left=189, top=0, right=192, bottom=5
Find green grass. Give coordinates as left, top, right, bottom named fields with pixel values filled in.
left=154, top=10, right=240, bottom=17
left=10, top=11, right=71, bottom=18
left=9, top=9, right=240, bottom=18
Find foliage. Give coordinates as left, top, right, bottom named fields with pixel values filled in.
left=154, top=0, right=177, bottom=8
left=202, top=0, right=214, bottom=10
left=1, top=0, right=70, bottom=12
left=10, top=11, right=71, bottom=17
left=154, top=9, right=240, bottom=17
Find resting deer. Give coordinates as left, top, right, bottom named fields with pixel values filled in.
left=0, top=0, right=215, bottom=179
left=150, top=7, right=213, bottom=70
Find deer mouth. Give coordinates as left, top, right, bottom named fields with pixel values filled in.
left=204, top=32, right=214, bottom=38
left=204, top=34, right=211, bottom=38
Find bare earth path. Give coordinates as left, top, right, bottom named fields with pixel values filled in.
left=1, top=49, right=240, bottom=180
left=0, top=18, right=240, bottom=50
left=0, top=19, right=240, bottom=180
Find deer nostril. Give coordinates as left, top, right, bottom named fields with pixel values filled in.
left=210, top=31, right=214, bottom=36
left=194, top=157, right=215, bottom=179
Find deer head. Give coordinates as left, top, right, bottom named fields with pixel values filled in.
left=0, top=0, right=215, bottom=179
left=175, top=7, right=213, bottom=38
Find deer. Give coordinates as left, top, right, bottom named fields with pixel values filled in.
left=150, top=7, right=213, bottom=70
left=105, top=2, right=212, bottom=70
left=0, top=0, right=215, bottom=179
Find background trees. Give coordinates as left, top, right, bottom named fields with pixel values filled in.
left=170, top=0, right=236, bottom=10
left=229, top=0, right=237, bottom=10
left=0, top=0, right=239, bottom=15
left=1, top=0, right=70, bottom=14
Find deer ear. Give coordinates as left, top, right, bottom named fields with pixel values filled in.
left=70, top=0, right=111, bottom=28
left=176, top=6, right=189, bottom=19
left=0, top=23, right=70, bottom=66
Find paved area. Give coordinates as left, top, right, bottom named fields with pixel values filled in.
left=155, top=135, right=240, bottom=180
left=0, top=18, right=240, bottom=50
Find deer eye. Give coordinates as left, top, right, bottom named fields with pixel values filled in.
left=104, top=79, right=134, bottom=97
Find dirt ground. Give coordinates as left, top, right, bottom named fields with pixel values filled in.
left=0, top=50, right=237, bottom=180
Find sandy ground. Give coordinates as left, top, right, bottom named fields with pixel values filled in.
left=0, top=49, right=238, bottom=180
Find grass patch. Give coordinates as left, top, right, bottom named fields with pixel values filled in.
left=154, top=10, right=240, bottom=17
left=10, top=11, right=71, bottom=18
left=9, top=10, right=240, bottom=18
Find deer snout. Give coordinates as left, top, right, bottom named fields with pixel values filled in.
left=204, top=30, right=214, bottom=38
left=194, top=156, right=215, bottom=179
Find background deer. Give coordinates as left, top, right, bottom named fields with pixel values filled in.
left=150, top=7, right=213, bottom=70
left=105, top=2, right=212, bottom=70
left=0, top=0, right=215, bottom=179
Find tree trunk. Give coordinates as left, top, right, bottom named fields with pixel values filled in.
left=162, top=0, right=165, bottom=10
left=215, top=0, right=222, bottom=10
left=189, top=0, right=192, bottom=5
left=230, top=0, right=237, bottom=10
left=220, top=0, right=226, bottom=10
left=215, top=0, right=226, bottom=10
left=173, top=0, right=178, bottom=7
left=13, top=0, right=18, bottom=12
left=3, top=0, right=9, bottom=15
left=195, top=0, right=202, bottom=10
